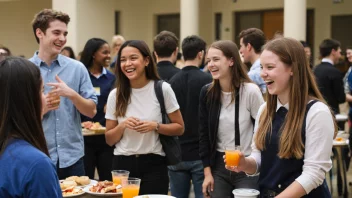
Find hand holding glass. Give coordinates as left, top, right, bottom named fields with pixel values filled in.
left=225, top=145, right=241, bottom=168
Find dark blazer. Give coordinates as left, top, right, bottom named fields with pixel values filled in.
left=313, top=61, right=345, bottom=114
left=157, top=61, right=180, bottom=82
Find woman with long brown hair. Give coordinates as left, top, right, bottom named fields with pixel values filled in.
left=105, top=40, right=184, bottom=195
left=199, top=40, right=264, bottom=197
left=0, top=57, right=61, bottom=197
left=229, top=37, right=336, bottom=197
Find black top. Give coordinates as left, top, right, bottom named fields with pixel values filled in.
left=169, top=66, right=212, bottom=161
left=313, top=62, right=345, bottom=114
left=157, top=61, right=180, bottom=82
left=259, top=101, right=330, bottom=197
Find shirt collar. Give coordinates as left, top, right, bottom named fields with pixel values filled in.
left=276, top=98, right=289, bottom=112
left=90, top=67, right=107, bottom=79
left=32, top=51, right=63, bottom=67
left=322, top=58, right=334, bottom=65
left=250, top=59, right=261, bottom=71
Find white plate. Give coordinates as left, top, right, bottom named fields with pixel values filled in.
left=135, top=195, right=176, bottom=198
left=62, top=187, right=85, bottom=197
left=60, top=179, right=98, bottom=188
left=83, top=185, right=122, bottom=197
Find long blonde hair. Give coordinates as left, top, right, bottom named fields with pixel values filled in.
left=255, top=38, right=337, bottom=159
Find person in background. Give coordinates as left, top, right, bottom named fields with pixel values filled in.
left=175, top=52, right=184, bottom=69
left=61, top=46, right=76, bottom=59
left=229, top=38, right=336, bottom=197
left=153, top=31, right=180, bottom=82
left=343, top=46, right=352, bottom=168
left=168, top=35, right=212, bottom=198
left=105, top=40, right=184, bottom=195
left=0, top=46, right=12, bottom=56
left=238, top=28, right=267, bottom=94
left=313, top=39, right=345, bottom=115
left=80, top=38, right=116, bottom=181
left=200, top=40, right=264, bottom=198
left=0, top=57, right=62, bottom=198
left=29, top=9, right=97, bottom=179
left=300, top=41, right=313, bottom=68
left=110, top=35, right=125, bottom=69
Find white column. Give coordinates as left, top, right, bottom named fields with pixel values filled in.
left=52, top=0, right=78, bottom=54
left=180, top=0, right=199, bottom=42
left=284, top=0, right=306, bottom=41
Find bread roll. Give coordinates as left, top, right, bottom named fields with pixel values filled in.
left=76, top=176, right=90, bottom=185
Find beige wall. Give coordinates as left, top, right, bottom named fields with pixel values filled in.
left=0, top=0, right=51, bottom=58
left=1, top=0, right=351, bottom=60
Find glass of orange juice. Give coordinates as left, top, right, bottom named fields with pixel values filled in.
left=122, top=177, right=141, bottom=198
left=111, top=170, right=130, bottom=186
left=225, top=145, right=241, bottom=168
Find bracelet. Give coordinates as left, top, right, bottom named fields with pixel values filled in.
left=155, top=122, right=160, bottom=132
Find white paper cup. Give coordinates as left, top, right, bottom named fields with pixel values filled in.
left=233, top=188, right=260, bottom=198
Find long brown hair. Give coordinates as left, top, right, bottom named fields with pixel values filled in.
left=114, top=40, right=160, bottom=117
left=255, top=38, right=337, bottom=159
left=0, top=57, right=49, bottom=156
left=206, top=40, right=251, bottom=104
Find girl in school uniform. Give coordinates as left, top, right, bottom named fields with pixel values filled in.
left=228, top=37, right=337, bottom=198
left=80, top=38, right=116, bottom=181
left=199, top=40, right=264, bottom=198
left=105, top=40, right=184, bottom=195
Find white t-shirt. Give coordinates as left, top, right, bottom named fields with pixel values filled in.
left=105, top=80, right=179, bottom=156
left=216, top=83, right=264, bottom=155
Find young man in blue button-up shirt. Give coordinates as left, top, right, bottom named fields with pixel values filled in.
left=29, top=9, right=97, bottom=179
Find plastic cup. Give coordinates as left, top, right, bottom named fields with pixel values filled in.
left=233, top=188, right=260, bottom=198
left=111, top=170, right=130, bottom=186
left=225, top=145, right=241, bottom=167
left=122, top=177, right=141, bottom=198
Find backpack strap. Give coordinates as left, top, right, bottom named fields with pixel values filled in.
left=154, top=80, right=169, bottom=124
left=234, top=88, right=240, bottom=146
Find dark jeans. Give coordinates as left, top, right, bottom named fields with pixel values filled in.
left=210, top=152, right=259, bottom=198
left=168, top=160, right=204, bottom=198
left=84, top=135, right=113, bottom=181
left=112, top=154, right=169, bottom=195
left=57, top=157, right=85, bottom=180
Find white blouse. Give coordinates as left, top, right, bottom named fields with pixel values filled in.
left=248, top=99, right=334, bottom=194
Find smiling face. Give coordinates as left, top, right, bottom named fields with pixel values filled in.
left=206, top=47, right=233, bottom=80
left=120, top=46, right=149, bottom=81
left=260, top=50, right=292, bottom=103
left=346, top=49, right=352, bottom=63
left=93, top=43, right=111, bottom=67
left=36, top=20, right=68, bottom=56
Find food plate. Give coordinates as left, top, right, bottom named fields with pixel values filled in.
left=83, top=186, right=122, bottom=197
left=60, top=179, right=98, bottom=187
left=63, top=187, right=85, bottom=197
left=135, top=195, right=176, bottom=198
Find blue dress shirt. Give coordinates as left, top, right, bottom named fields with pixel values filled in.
left=29, top=52, right=97, bottom=168
left=248, top=59, right=266, bottom=94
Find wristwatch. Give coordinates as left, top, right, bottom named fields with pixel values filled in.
left=155, top=122, right=160, bottom=132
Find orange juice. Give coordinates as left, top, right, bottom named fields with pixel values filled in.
left=122, top=185, right=140, bottom=198
left=113, top=176, right=121, bottom=185
left=225, top=150, right=240, bottom=167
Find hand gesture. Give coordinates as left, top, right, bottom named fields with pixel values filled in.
left=202, top=173, right=214, bottom=198
left=122, top=117, right=141, bottom=130
left=47, top=75, right=75, bottom=99
left=134, top=121, right=157, bottom=133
